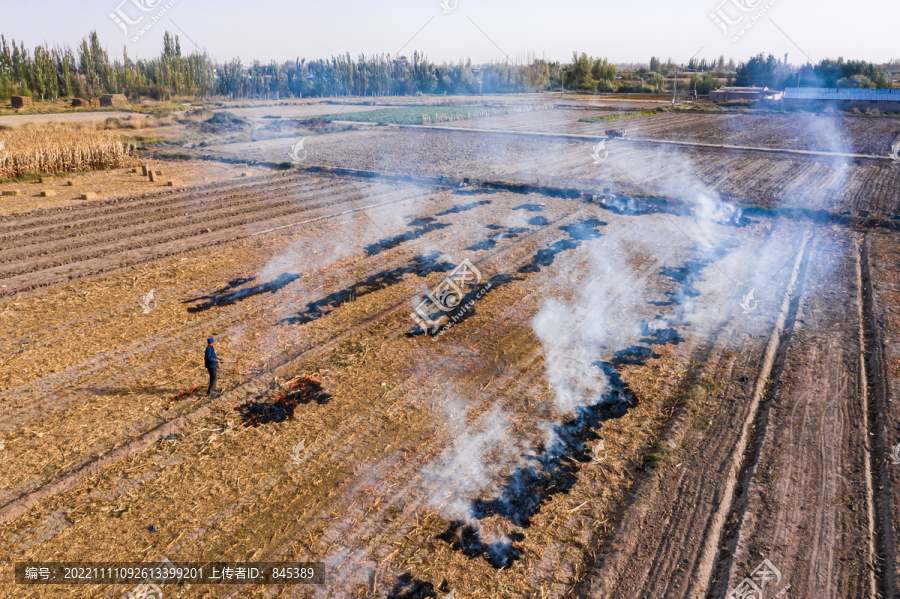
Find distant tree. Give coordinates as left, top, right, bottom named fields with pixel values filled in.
left=735, top=53, right=793, bottom=88
left=596, top=78, right=616, bottom=92
left=568, top=52, right=595, bottom=90
left=591, top=57, right=616, bottom=82
left=800, top=58, right=890, bottom=88
left=689, top=73, right=721, bottom=94
left=837, top=74, right=875, bottom=88
left=648, top=72, right=665, bottom=92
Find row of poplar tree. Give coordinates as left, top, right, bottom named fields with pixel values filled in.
left=0, top=30, right=571, bottom=101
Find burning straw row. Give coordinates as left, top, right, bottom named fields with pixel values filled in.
left=0, top=124, right=139, bottom=178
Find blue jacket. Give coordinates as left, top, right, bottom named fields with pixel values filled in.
left=205, top=345, right=219, bottom=369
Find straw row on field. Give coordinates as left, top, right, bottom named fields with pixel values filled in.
left=0, top=124, right=140, bottom=178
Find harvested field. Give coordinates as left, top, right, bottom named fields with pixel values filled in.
left=1, top=101, right=900, bottom=599
left=207, top=125, right=900, bottom=215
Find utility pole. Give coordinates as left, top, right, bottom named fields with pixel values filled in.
left=672, top=69, right=677, bottom=105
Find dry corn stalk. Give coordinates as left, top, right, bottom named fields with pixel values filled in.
left=0, top=123, right=140, bottom=178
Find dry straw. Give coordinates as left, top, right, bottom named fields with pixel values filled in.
left=0, top=124, right=140, bottom=179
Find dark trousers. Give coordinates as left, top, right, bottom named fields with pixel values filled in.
left=207, top=367, right=218, bottom=395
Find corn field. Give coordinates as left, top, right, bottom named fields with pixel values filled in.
left=0, top=124, right=139, bottom=178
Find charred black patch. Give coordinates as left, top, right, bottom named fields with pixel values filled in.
left=528, top=216, right=549, bottom=226
left=365, top=220, right=451, bottom=256
left=512, top=203, right=545, bottom=212
left=386, top=573, right=437, bottom=599
left=286, top=253, right=456, bottom=325
left=222, top=276, right=255, bottom=290
left=611, top=345, right=659, bottom=367
left=639, top=320, right=687, bottom=345
left=436, top=200, right=491, bottom=216
left=559, top=218, right=606, bottom=240
left=436, top=521, right=523, bottom=568
left=517, top=218, right=605, bottom=274
left=471, top=366, right=633, bottom=525
left=234, top=377, right=330, bottom=426
left=603, top=195, right=648, bottom=215
left=466, top=227, right=528, bottom=252
left=186, top=273, right=300, bottom=313
left=660, top=259, right=706, bottom=299
left=517, top=239, right=580, bottom=274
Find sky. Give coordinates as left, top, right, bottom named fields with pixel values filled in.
left=2, top=0, right=897, bottom=67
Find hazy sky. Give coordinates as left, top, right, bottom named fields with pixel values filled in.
left=3, top=0, right=897, bottom=67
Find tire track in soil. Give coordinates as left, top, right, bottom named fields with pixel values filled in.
left=697, top=236, right=811, bottom=598
left=573, top=225, right=809, bottom=599
left=708, top=231, right=876, bottom=599
left=860, top=232, right=899, bottom=599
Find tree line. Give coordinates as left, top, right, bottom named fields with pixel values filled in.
left=0, top=31, right=557, bottom=101
left=0, top=29, right=892, bottom=102
left=734, top=54, right=893, bottom=89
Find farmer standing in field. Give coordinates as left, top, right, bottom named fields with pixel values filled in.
left=205, top=337, right=226, bottom=395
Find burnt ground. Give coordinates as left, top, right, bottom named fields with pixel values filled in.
left=1, top=109, right=899, bottom=598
